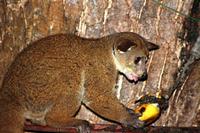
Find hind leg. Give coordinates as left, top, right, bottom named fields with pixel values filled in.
left=45, top=96, right=91, bottom=133
left=0, top=100, right=25, bottom=133
left=45, top=71, right=90, bottom=132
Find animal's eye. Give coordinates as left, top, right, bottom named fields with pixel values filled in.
left=134, top=57, right=141, bottom=64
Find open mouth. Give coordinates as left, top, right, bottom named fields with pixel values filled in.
left=126, top=73, right=139, bottom=82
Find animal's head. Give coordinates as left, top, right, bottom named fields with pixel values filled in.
left=112, top=32, right=159, bottom=82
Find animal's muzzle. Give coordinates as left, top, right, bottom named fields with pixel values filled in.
left=139, top=70, right=148, bottom=81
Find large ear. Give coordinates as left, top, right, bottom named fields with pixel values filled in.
left=116, top=39, right=136, bottom=53
left=146, top=41, right=159, bottom=51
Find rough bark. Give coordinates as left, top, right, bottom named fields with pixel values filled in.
left=0, top=0, right=199, bottom=128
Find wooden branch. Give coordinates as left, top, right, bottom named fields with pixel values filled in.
left=24, top=124, right=200, bottom=133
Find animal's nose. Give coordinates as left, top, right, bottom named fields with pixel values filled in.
left=139, top=71, right=148, bottom=81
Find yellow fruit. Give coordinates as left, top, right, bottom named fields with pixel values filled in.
left=135, top=103, right=160, bottom=123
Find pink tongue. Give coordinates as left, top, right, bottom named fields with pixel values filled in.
left=128, top=74, right=139, bottom=82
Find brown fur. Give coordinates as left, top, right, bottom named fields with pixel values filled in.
left=0, top=32, right=158, bottom=133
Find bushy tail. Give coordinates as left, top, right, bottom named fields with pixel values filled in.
left=0, top=99, right=24, bottom=133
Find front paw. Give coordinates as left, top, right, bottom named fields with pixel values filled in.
left=121, top=108, right=144, bottom=129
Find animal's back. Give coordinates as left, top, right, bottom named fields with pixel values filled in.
left=0, top=34, right=89, bottom=112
